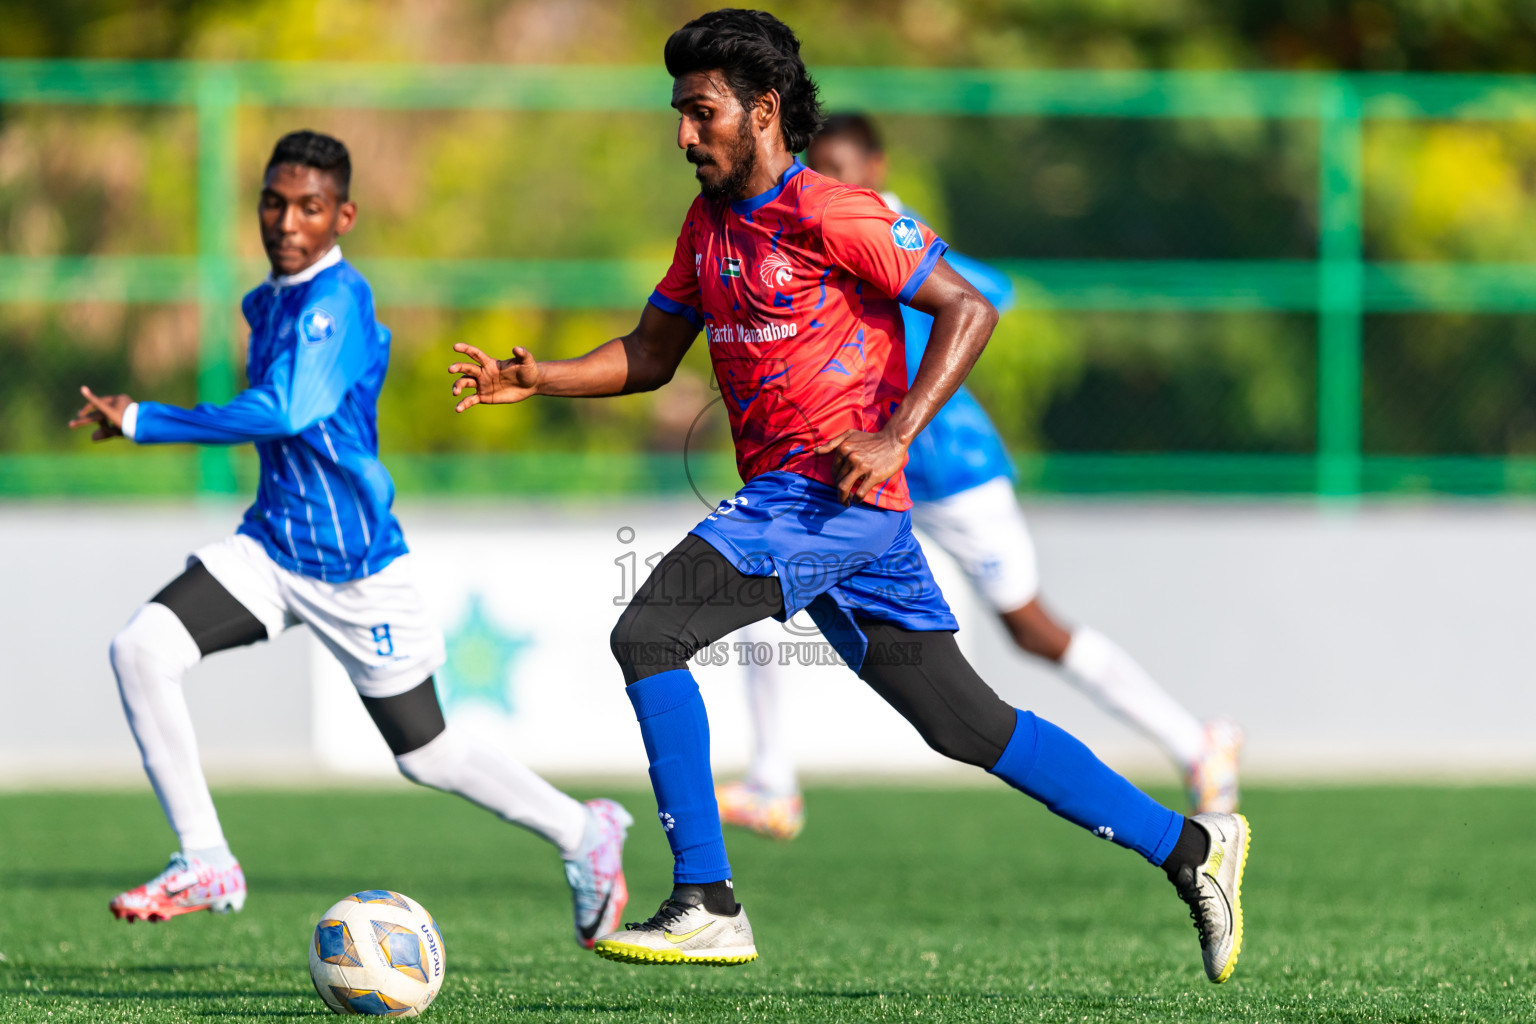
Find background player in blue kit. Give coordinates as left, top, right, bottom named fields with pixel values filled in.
left=718, top=114, right=1243, bottom=840
left=70, top=131, right=632, bottom=947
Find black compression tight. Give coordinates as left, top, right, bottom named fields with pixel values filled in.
left=152, top=560, right=268, bottom=656
left=609, top=534, right=1018, bottom=769
left=853, top=619, right=1017, bottom=769
left=609, top=534, right=784, bottom=685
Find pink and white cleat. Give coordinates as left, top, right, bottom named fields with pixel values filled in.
left=1186, top=719, right=1244, bottom=815
left=716, top=780, right=804, bottom=841
left=564, top=798, right=633, bottom=949
left=109, top=852, right=246, bottom=922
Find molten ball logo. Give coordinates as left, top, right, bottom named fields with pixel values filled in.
left=760, top=252, right=793, bottom=288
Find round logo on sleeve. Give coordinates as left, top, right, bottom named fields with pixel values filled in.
left=299, top=307, right=337, bottom=344
left=890, top=216, right=924, bottom=251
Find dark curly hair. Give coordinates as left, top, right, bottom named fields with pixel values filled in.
left=664, top=9, right=824, bottom=153
left=266, top=130, right=351, bottom=200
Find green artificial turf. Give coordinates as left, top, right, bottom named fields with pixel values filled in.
left=2, top=784, right=1534, bottom=1022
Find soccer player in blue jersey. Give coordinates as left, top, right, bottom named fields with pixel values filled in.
left=70, top=131, right=632, bottom=948
left=450, top=9, right=1249, bottom=982
left=717, top=114, right=1242, bottom=840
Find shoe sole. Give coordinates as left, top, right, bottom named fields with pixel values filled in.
left=591, top=940, right=757, bottom=966
left=1212, top=813, right=1250, bottom=984
left=110, top=895, right=244, bottom=922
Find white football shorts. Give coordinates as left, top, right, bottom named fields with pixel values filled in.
left=191, top=534, right=446, bottom=698
left=910, top=475, right=1041, bottom=614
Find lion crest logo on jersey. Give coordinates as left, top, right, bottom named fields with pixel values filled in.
left=890, top=217, right=924, bottom=251
left=759, top=251, right=794, bottom=288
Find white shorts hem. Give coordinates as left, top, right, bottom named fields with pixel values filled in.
left=911, top=476, right=1041, bottom=613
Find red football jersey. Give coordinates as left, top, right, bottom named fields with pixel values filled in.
left=650, top=162, right=947, bottom=511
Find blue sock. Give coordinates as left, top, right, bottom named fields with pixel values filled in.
left=625, top=669, right=730, bottom=884
left=988, top=708, right=1183, bottom=865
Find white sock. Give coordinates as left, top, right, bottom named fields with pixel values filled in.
left=1060, top=627, right=1206, bottom=767
left=744, top=657, right=798, bottom=797
left=187, top=844, right=237, bottom=870
left=110, top=603, right=228, bottom=851
left=396, top=728, right=588, bottom=858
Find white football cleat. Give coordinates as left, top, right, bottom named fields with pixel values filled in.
left=592, top=885, right=757, bottom=966
left=109, top=851, right=246, bottom=922
left=564, top=798, right=633, bottom=949
left=1172, top=812, right=1250, bottom=984
left=1186, top=719, right=1243, bottom=814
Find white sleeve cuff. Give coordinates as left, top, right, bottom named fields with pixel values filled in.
left=121, top=402, right=139, bottom=441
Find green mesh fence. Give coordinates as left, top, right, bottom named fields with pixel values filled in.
left=8, top=62, right=1536, bottom=498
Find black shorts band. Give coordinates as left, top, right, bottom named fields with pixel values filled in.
left=152, top=559, right=268, bottom=657
left=360, top=677, right=447, bottom=756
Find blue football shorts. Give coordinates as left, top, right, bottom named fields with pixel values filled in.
left=689, top=471, right=958, bottom=671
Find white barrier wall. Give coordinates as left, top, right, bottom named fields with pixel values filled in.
left=4, top=498, right=1536, bottom=787
left=308, top=507, right=989, bottom=780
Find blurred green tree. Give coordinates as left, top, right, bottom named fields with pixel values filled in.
left=6, top=0, right=1536, bottom=471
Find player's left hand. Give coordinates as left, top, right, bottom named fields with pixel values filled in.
left=815, top=426, right=909, bottom=505
left=69, top=386, right=132, bottom=442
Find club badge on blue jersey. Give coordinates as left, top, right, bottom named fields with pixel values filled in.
left=300, top=307, right=337, bottom=344
left=890, top=217, right=923, bottom=251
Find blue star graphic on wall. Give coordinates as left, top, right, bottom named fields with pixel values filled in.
left=438, top=593, right=531, bottom=716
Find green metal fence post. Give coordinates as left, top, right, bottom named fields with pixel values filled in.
left=1317, top=76, right=1364, bottom=498
left=195, top=63, right=239, bottom=495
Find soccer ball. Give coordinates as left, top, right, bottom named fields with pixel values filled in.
left=309, top=890, right=445, bottom=1017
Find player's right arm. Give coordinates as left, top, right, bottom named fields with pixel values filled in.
left=70, top=287, right=369, bottom=445
left=450, top=206, right=704, bottom=412
left=449, top=303, right=699, bottom=412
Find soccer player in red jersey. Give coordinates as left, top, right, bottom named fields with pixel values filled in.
left=715, top=114, right=1242, bottom=841
left=449, top=9, right=1250, bottom=982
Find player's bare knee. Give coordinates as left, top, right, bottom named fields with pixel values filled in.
left=1013, top=623, right=1054, bottom=658
left=1003, top=603, right=1071, bottom=662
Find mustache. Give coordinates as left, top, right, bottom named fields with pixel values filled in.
left=686, top=147, right=715, bottom=167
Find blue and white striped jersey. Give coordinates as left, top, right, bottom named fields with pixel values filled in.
left=126, top=246, right=408, bottom=582
left=883, top=195, right=1017, bottom=502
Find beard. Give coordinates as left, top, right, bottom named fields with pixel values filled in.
left=690, top=116, right=758, bottom=201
